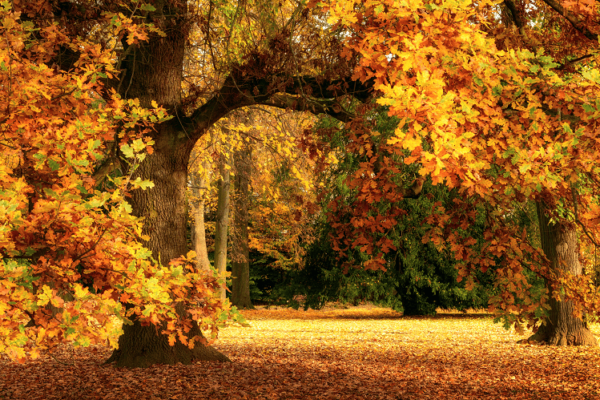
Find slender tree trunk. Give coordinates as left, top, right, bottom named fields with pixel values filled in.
left=231, top=146, right=253, bottom=309
left=527, top=201, right=598, bottom=346
left=193, top=195, right=211, bottom=270
left=214, top=154, right=231, bottom=302
left=190, top=160, right=211, bottom=271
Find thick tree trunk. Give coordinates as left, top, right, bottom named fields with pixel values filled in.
left=106, top=307, right=229, bottom=368
left=527, top=202, right=598, bottom=346
left=105, top=129, right=230, bottom=368
left=214, top=155, right=231, bottom=302
left=231, top=147, right=253, bottom=309
left=190, top=160, right=211, bottom=271
left=106, top=7, right=229, bottom=367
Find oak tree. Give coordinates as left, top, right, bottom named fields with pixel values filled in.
left=6, top=0, right=370, bottom=367
left=0, top=2, right=241, bottom=365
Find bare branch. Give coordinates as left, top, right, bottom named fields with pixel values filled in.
left=556, top=54, right=593, bottom=70
left=186, top=75, right=374, bottom=143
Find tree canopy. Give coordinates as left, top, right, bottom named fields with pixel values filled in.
left=2, top=0, right=600, bottom=366
left=317, top=0, right=600, bottom=337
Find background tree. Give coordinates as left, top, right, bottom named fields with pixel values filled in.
left=187, top=108, right=263, bottom=308
left=231, top=143, right=253, bottom=309
left=213, top=136, right=232, bottom=303
left=273, top=110, right=502, bottom=315
left=188, top=152, right=211, bottom=271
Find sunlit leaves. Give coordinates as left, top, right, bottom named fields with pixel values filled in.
left=0, top=5, right=242, bottom=362
left=318, top=0, right=600, bottom=330
left=188, top=107, right=317, bottom=271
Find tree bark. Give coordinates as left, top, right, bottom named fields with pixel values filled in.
left=214, top=154, right=231, bottom=303
left=105, top=127, right=230, bottom=367
left=193, top=192, right=211, bottom=271
left=190, top=159, right=211, bottom=271
left=231, top=146, right=253, bottom=309
left=105, top=5, right=229, bottom=367
left=527, top=201, right=598, bottom=346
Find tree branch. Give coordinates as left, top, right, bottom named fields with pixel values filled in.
left=540, top=0, right=597, bottom=40
left=556, top=54, right=593, bottom=70
left=266, top=94, right=355, bottom=122
left=185, top=75, right=374, bottom=143
left=503, top=0, right=527, bottom=38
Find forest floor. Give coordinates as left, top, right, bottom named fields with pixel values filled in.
left=0, top=305, right=599, bottom=399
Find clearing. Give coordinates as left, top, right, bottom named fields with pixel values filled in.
left=0, top=306, right=599, bottom=399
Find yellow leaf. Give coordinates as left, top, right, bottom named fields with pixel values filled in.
left=403, top=135, right=422, bottom=151
left=36, top=328, right=46, bottom=345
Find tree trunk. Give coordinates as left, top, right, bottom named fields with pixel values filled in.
left=105, top=129, right=230, bottom=368
left=190, top=159, right=211, bottom=271
left=105, top=7, right=229, bottom=367
left=231, top=146, right=253, bottom=309
left=193, top=193, right=211, bottom=271
left=214, top=154, right=231, bottom=302
left=527, top=201, right=598, bottom=346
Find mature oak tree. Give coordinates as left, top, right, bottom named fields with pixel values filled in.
left=0, top=2, right=234, bottom=363
left=10, top=0, right=371, bottom=367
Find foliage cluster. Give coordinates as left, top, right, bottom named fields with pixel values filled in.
left=318, top=0, right=600, bottom=331
left=0, top=4, right=242, bottom=361
left=243, top=109, right=533, bottom=315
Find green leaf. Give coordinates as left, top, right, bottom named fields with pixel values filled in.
left=90, top=139, right=102, bottom=150
left=171, top=266, right=183, bottom=278
left=134, top=247, right=153, bottom=260
left=140, top=3, right=156, bottom=12
left=43, top=188, right=58, bottom=198
left=121, top=144, right=134, bottom=159
left=48, top=159, right=60, bottom=171
left=85, top=197, right=106, bottom=209
left=583, top=104, right=595, bottom=113
left=502, top=147, right=516, bottom=159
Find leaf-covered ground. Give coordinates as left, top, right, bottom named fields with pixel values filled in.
left=1, top=306, right=599, bottom=399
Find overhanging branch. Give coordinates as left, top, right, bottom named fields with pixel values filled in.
left=185, top=74, right=374, bottom=143
left=266, top=94, right=355, bottom=122
left=540, top=0, right=597, bottom=41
